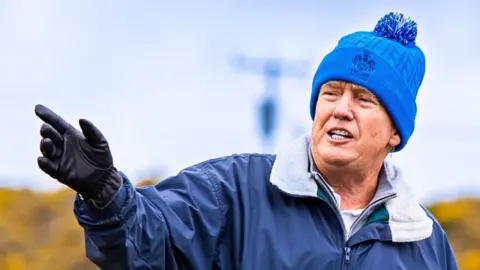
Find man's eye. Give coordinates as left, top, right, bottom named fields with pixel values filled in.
left=358, top=96, right=377, bottom=104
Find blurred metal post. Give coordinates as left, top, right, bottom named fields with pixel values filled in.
left=229, top=54, right=310, bottom=153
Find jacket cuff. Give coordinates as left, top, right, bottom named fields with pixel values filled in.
left=75, top=171, right=130, bottom=221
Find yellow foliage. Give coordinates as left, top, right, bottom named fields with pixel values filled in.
left=0, top=187, right=93, bottom=270
left=459, top=250, right=480, bottom=270
left=4, top=252, right=26, bottom=270
left=429, top=198, right=478, bottom=224
left=428, top=198, right=480, bottom=269
left=136, top=178, right=159, bottom=187
left=0, top=182, right=477, bottom=269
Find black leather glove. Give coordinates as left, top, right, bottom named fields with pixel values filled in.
left=35, top=104, right=122, bottom=210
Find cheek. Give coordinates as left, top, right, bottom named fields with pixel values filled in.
left=313, top=105, right=332, bottom=125
left=312, top=110, right=329, bottom=140
left=311, top=119, right=323, bottom=141
left=360, top=115, right=392, bottom=141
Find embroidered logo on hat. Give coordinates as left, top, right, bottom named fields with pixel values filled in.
left=350, top=50, right=376, bottom=81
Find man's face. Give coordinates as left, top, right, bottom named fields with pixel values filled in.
left=311, top=80, right=400, bottom=168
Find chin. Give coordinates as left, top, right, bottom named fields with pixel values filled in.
left=316, top=144, right=358, bottom=167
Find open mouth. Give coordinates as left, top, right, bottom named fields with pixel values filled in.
left=327, top=129, right=353, bottom=140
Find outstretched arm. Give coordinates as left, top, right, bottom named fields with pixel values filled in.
left=75, top=165, right=227, bottom=270
left=33, top=104, right=228, bottom=269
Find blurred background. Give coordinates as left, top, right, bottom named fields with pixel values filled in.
left=0, top=0, right=479, bottom=269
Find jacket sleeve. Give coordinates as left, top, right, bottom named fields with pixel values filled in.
left=73, top=163, right=228, bottom=270
left=424, top=208, right=459, bottom=270
left=441, top=231, right=459, bottom=270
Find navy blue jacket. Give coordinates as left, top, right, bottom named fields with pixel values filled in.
left=74, top=134, right=458, bottom=269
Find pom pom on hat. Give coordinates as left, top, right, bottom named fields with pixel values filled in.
left=373, top=12, right=418, bottom=46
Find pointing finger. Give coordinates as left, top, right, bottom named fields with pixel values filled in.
left=40, top=123, right=63, bottom=146
left=35, top=104, right=70, bottom=134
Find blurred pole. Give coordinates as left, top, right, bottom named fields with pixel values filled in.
left=229, top=54, right=309, bottom=153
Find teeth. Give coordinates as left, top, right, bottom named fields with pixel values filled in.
left=331, top=129, right=351, bottom=136
left=331, top=134, right=347, bottom=140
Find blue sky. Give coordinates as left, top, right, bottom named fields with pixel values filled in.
left=0, top=1, right=478, bottom=204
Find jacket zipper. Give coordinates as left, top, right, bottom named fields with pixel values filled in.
left=348, top=194, right=396, bottom=234
left=313, top=173, right=397, bottom=270
left=344, top=246, right=351, bottom=264
left=273, top=173, right=397, bottom=269
left=341, top=194, right=396, bottom=269
left=343, top=231, right=351, bottom=269
left=313, top=174, right=351, bottom=270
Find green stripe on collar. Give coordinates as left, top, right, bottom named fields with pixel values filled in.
left=366, top=205, right=389, bottom=225
left=316, top=188, right=330, bottom=204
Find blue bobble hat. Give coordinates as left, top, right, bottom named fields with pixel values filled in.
left=310, top=12, right=426, bottom=151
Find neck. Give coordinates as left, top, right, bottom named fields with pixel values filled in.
left=312, top=154, right=385, bottom=211
left=323, top=168, right=380, bottom=210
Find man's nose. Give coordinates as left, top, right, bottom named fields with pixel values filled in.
left=332, top=95, right=354, bottom=121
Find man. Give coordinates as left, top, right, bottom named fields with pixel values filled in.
left=35, top=12, right=458, bottom=269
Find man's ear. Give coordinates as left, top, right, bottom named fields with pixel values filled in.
left=389, top=129, right=401, bottom=148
